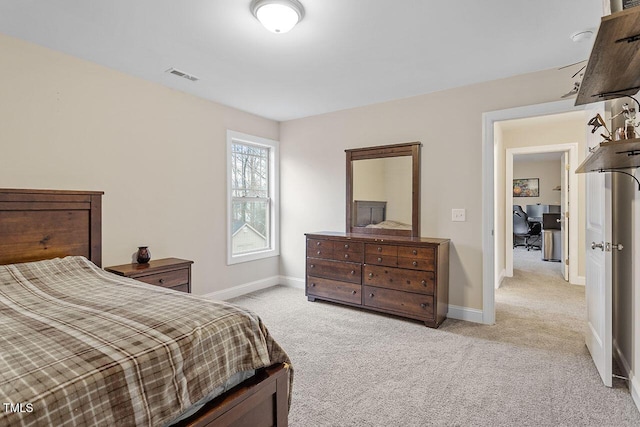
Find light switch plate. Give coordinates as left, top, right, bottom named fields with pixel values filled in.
left=452, top=208, right=466, bottom=222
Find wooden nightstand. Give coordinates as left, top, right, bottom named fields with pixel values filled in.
left=105, top=258, right=193, bottom=293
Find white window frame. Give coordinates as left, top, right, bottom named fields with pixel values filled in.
left=226, top=130, right=280, bottom=265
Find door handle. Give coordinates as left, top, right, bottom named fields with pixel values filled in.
left=556, top=219, right=562, bottom=223
left=591, top=241, right=604, bottom=251
left=612, top=243, right=624, bottom=251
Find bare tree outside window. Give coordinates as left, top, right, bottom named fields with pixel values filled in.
left=231, top=143, right=270, bottom=255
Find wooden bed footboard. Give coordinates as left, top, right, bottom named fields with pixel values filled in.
left=176, top=363, right=290, bottom=427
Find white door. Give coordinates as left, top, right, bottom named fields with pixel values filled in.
left=584, top=105, right=612, bottom=387
left=560, top=153, right=569, bottom=281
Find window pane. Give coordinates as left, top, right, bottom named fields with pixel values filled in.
left=231, top=143, right=269, bottom=198
left=232, top=199, right=269, bottom=255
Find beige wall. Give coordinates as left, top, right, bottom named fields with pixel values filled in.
left=280, top=67, right=582, bottom=311
left=513, top=159, right=562, bottom=208
left=0, top=33, right=281, bottom=295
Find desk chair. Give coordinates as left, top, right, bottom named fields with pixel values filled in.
left=513, top=207, right=541, bottom=250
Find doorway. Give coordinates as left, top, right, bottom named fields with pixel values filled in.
left=481, top=99, right=588, bottom=324
left=503, top=143, right=580, bottom=285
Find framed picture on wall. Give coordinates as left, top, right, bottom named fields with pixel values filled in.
left=513, top=178, right=539, bottom=197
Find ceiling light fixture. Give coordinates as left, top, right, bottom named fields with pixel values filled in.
left=570, top=30, right=593, bottom=43
left=250, top=0, right=305, bottom=34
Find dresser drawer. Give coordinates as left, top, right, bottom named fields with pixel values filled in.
left=363, top=265, right=435, bottom=295
left=135, top=268, right=189, bottom=289
left=364, top=253, right=397, bottom=267
left=398, top=246, right=435, bottom=260
left=365, top=244, right=397, bottom=267
left=306, top=258, right=361, bottom=284
left=334, top=250, right=363, bottom=263
left=363, top=286, right=434, bottom=319
left=397, top=257, right=435, bottom=271
left=307, top=276, right=361, bottom=305
left=397, top=246, right=435, bottom=270
left=307, top=238, right=334, bottom=259
left=337, top=241, right=363, bottom=253
left=365, top=243, right=398, bottom=256
left=333, top=241, right=363, bottom=263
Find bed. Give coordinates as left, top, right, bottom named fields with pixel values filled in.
left=354, top=200, right=411, bottom=230
left=0, top=189, right=291, bottom=427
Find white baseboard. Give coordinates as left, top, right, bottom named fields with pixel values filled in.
left=203, top=275, right=304, bottom=301
left=631, top=371, right=640, bottom=414
left=203, top=275, right=280, bottom=301
left=613, top=338, right=640, bottom=413
left=279, top=275, right=305, bottom=289
left=496, top=269, right=506, bottom=289
left=448, top=304, right=484, bottom=324
left=572, top=275, right=585, bottom=286
left=613, top=338, right=632, bottom=377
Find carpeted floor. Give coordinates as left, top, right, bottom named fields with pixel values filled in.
left=229, top=248, right=640, bottom=426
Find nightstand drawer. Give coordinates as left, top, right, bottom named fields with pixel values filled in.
left=105, top=258, right=193, bottom=294
left=169, top=283, right=189, bottom=293
left=136, top=268, right=189, bottom=289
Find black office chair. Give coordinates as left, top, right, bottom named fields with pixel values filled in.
left=513, top=207, right=541, bottom=250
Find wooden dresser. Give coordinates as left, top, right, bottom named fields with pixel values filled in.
left=305, top=232, right=449, bottom=328
left=105, top=257, right=193, bottom=293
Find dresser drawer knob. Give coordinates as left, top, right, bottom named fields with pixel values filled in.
left=377, top=257, right=382, bottom=262
left=377, top=247, right=382, bottom=252
left=421, top=303, right=429, bottom=308
left=159, top=279, right=165, bottom=284
left=344, top=244, right=349, bottom=249
left=421, top=280, right=427, bottom=286
left=413, top=250, right=418, bottom=255
left=311, top=283, right=316, bottom=287
left=317, top=251, right=321, bottom=255
left=369, top=293, right=374, bottom=298
left=310, top=264, right=315, bottom=268
left=351, top=290, right=357, bottom=295
left=351, top=270, right=356, bottom=275
left=412, top=261, right=418, bottom=267
left=345, top=254, right=349, bottom=259
left=317, top=241, right=321, bottom=246
left=368, top=272, right=373, bottom=278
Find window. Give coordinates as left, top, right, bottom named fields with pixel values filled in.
left=227, top=130, right=279, bottom=264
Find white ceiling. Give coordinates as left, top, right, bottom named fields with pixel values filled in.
left=0, top=0, right=602, bottom=121
left=514, top=152, right=563, bottom=163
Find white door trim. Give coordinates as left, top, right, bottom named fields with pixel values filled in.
left=505, top=143, right=579, bottom=284
left=482, top=99, right=586, bottom=324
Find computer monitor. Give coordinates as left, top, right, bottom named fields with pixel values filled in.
left=526, top=204, right=561, bottom=220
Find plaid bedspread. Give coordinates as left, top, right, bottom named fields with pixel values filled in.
left=0, top=256, right=291, bottom=426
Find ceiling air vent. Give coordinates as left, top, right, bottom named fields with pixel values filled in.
left=166, top=68, right=199, bottom=82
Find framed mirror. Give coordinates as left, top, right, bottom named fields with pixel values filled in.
left=346, top=142, right=421, bottom=237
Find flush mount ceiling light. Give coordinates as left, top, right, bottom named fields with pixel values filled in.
left=250, top=0, right=305, bottom=34
left=570, top=30, right=593, bottom=43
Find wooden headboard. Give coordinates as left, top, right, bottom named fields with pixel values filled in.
left=0, top=189, right=103, bottom=267
left=354, top=200, right=386, bottom=226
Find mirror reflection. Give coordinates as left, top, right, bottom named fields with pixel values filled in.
left=352, top=156, right=412, bottom=230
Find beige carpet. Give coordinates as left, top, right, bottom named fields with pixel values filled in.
left=229, top=248, right=640, bottom=426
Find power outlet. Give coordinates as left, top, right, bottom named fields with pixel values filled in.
left=452, top=208, right=466, bottom=222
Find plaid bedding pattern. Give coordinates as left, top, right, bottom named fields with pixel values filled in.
left=0, top=256, right=291, bottom=426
